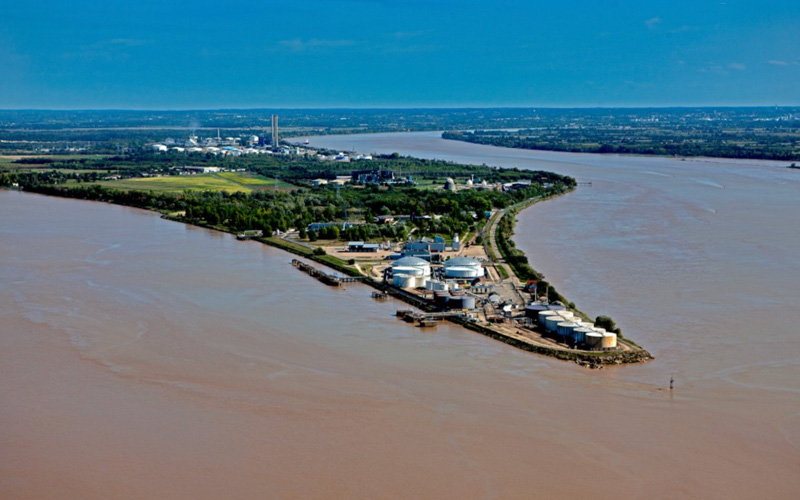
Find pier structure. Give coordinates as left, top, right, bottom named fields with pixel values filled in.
left=291, top=259, right=366, bottom=286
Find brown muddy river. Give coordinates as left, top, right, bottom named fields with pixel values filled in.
left=2, top=132, right=800, bottom=499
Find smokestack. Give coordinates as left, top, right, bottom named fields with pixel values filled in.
left=271, top=115, right=279, bottom=148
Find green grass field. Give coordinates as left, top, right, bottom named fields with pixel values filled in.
left=93, top=172, right=299, bottom=193
left=96, top=174, right=250, bottom=193
left=216, top=172, right=297, bottom=190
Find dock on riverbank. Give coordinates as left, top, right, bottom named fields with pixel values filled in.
left=289, top=258, right=652, bottom=368
left=291, top=259, right=366, bottom=286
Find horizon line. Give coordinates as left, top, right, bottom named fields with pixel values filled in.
left=1, top=104, right=799, bottom=113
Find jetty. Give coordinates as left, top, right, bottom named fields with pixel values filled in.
left=292, top=259, right=366, bottom=286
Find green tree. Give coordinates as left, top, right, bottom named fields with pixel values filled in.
left=594, top=316, right=621, bottom=335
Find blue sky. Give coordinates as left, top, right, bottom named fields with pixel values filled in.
left=1, top=0, right=798, bottom=109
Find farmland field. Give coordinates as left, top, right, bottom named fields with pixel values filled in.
left=216, top=171, right=297, bottom=190
left=0, top=154, right=108, bottom=168
left=95, top=172, right=298, bottom=193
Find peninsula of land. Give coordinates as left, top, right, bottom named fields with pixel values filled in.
left=2, top=141, right=651, bottom=367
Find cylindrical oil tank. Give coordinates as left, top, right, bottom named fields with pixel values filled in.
left=585, top=332, right=603, bottom=350
left=545, top=314, right=566, bottom=332
left=448, top=296, right=466, bottom=309
left=461, top=296, right=476, bottom=310
left=445, top=296, right=462, bottom=309
left=573, top=327, right=592, bottom=344
left=547, top=302, right=567, bottom=312
left=426, top=280, right=449, bottom=292
left=538, top=310, right=561, bottom=326
left=393, top=274, right=416, bottom=288
left=524, top=302, right=548, bottom=319
left=434, top=291, right=449, bottom=307
left=443, top=257, right=485, bottom=279
left=601, top=333, right=617, bottom=349
left=557, top=321, right=577, bottom=337
left=557, top=311, right=575, bottom=321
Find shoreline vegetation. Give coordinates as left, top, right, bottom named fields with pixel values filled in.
left=442, top=128, right=800, bottom=162
left=1, top=148, right=652, bottom=367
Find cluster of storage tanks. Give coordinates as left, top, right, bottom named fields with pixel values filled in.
left=525, top=302, right=617, bottom=350
left=391, top=257, right=431, bottom=288
left=433, top=290, right=477, bottom=311
left=392, top=256, right=485, bottom=289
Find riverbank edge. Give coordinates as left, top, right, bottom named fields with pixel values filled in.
left=490, top=191, right=653, bottom=362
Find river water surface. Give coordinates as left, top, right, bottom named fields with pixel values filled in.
left=2, top=132, right=800, bottom=499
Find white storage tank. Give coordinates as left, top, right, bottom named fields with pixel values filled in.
left=538, top=310, right=561, bottom=326
left=462, top=296, right=476, bottom=310
left=443, top=257, right=485, bottom=279
left=601, top=332, right=618, bottom=349
left=557, top=311, right=575, bottom=321
left=557, top=321, right=578, bottom=337
left=425, top=280, right=449, bottom=292
left=394, top=274, right=416, bottom=289
left=545, top=314, right=566, bottom=332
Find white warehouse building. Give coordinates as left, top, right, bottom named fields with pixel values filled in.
left=392, top=256, right=431, bottom=288
left=443, top=257, right=485, bottom=279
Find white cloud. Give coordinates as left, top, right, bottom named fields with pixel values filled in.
left=279, top=39, right=357, bottom=52
left=767, top=59, right=799, bottom=67
left=645, top=17, right=661, bottom=29
left=728, top=62, right=746, bottom=71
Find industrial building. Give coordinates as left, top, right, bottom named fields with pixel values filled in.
left=351, top=169, right=394, bottom=184
left=348, top=241, right=379, bottom=252
left=391, top=256, right=431, bottom=288
left=443, top=257, right=485, bottom=279
left=406, top=236, right=446, bottom=254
